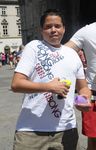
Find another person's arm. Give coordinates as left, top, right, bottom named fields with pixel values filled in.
left=65, top=41, right=80, bottom=52
left=65, top=41, right=87, bottom=69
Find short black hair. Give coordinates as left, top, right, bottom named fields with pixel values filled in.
left=40, top=9, right=65, bottom=28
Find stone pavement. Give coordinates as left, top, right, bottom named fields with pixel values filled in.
left=0, top=65, right=87, bottom=150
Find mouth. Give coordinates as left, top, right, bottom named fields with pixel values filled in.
left=50, top=35, right=58, bottom=39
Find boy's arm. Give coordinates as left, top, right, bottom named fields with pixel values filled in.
left=11, top=72, right=69, bottom=97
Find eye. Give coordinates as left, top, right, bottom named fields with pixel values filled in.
left=43, top=24, right=63, bottom=30
left=55, top=24, right=62, bottom=28
left=43, top=25, right=52, bottom=30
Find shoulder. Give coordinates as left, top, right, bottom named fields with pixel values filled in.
left=73, top=22, right=95, bottom=35
left=86, top=22, right=96, bottom=27
left=26, top=40, right=41, bottom=47
left=24, top=40, right=44, bottom=51
left=62, top=45, right=81, bottom=61
left=63, top=45, right=79, bottom=55
left=62, top=46, right=82, bottom=65
left=23, top=40, right=41, bottom=52
left=21, top=40, right=44, bottom=58
left=79, top=22, right=96, bottom=32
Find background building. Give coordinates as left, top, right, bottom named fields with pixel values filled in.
left=0, top=0, right=22, bottom=53
left=18, top=0, right=96, bottom=45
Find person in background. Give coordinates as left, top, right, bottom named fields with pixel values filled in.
left=0, top=52, right=2, bottom=67
left=1, top=52, right=6, bottom=65
left=11, top=9, right=91, bottom=150
left=9, top=52, right=14, bottom=69
left=16, top=45, right=24, bottom=65
left=65, top=22, right=96, bottom=150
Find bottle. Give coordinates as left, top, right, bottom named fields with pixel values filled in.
left=58, top=79, right=71, bottom=99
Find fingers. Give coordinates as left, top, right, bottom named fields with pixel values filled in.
left=58, top=88, right=69, bottom=99
left=62, top=87, right=69, bottom=96
left=75, top=103, right=92, bottom=112
left=58, top=81, right=70, bottom=98
left=50, top=78, right=70, bottom=96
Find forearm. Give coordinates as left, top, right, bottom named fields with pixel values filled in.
left=11, top=78, right=50, bottom=93
left=65, top=41, right=80, bottom=52
left=11, top=73, right=69, bottom=95
left=11, top=72, right=51, bottom=93
left=77, top=87, right=92, bottom=99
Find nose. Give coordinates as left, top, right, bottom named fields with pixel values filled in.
left=51, top=26, right=56, bottom=32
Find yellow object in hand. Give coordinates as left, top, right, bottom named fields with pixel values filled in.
left=60, top=79, right=71, bottom=86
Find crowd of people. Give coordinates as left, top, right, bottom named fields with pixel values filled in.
left=0, top=45, right=24, bottom=69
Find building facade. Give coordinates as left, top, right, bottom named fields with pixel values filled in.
left=0, top=0, right=22, bottom=53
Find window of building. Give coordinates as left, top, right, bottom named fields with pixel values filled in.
left=15, top=7, right=20, bottom=17
left=16, top=19, right=21, bottom=36
left=1, top=19, right=8, bottom=36
left=3, top=25, right=8, bottom=35
left=1, top=7, right=7, bottom=16
left=18, top=25, right=21, bottom=35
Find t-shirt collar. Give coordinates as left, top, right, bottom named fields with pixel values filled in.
left=42, top=40, right=63, bottom=52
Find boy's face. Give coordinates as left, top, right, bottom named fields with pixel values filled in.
left=41, top=15, right=65, bottom=48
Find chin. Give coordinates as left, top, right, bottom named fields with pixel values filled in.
left=51, top=43, right=60, bottom=48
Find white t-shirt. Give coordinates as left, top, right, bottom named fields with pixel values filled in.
left=70, top=22, right=96, bottom=90
left=15, top=40, right=85, bottom=132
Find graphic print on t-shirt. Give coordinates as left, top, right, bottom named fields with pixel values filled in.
left=36, top=44, right=64, bottom=79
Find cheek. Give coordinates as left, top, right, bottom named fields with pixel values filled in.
left=60, top=29, right=65, bottom=37
left=59, top=30, right=64, bottom=37
left=62, top=28, right=65, bottom=34
left=42, top=31, right=50, bottom=38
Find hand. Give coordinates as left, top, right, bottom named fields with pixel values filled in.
left=48, top=78, right=70, bottom=98
left=75, top=99, right=91, bottom=111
